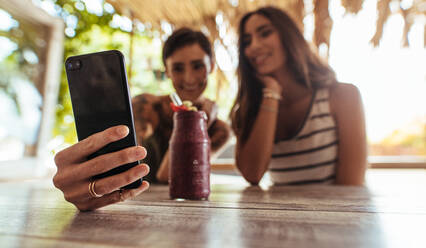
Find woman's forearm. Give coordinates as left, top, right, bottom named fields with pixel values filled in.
left=236, top=98, right=279, bottom=184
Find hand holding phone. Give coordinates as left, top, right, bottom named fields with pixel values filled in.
left=53, top=50, right=149, bottom=210
left=53, top=126, right=150, bottom=211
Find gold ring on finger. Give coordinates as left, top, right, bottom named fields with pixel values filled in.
left=88, top=180, right=102, bottom=198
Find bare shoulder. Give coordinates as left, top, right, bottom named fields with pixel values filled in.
left=330, top=83, right=361, bottom=101
left=329, top=83, right=362, bottom=116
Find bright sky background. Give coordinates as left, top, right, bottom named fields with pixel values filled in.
left=326, top=0, right=426, bottom=142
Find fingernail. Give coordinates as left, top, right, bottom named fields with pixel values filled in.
left=137, top=164, right=149, bottom=175
left=142, top=164, right=150, bottom=174
left=134, top=147, right=143, bottom=157
left=117, top=126, right=129, bottom=136
left=141, top=181, right=150, bottom=191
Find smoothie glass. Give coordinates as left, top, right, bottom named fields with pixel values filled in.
left=169, top=110, right=210, bottom=200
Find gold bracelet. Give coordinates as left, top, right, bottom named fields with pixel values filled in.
left=262, top=88, right=282, bottom=101
left=263, top=92, right=282, bottom=101
left=260, top=105, right=278, bottom=113
left=262, top=88, right=281, bottom=94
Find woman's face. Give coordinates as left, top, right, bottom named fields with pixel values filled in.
left=243, top=14, right=286, bottom=75
left=165, top=43, right=213, bottom=102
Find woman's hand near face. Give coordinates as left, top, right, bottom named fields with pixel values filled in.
left=53, top=125, right=150, bottom=211
left=257, top=75, right=282, bottom=93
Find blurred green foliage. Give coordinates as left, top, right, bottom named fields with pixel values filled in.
left=51, top=0, right=233, bottom=145
left=0, top=11, right=47, bottom=116
left=377, top=122, right=426, bottom=155
left=54, top=0, right=126, bottom=143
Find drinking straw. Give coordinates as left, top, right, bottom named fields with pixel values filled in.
left=169, top=92, right=183, bottom=106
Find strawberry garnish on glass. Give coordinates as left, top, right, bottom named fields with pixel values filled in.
left=169, top=93, right=197, bottom=112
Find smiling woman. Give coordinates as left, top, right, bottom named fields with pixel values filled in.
left=132, top=28, right=231, bottom=184
left=163, top=42, right=213, bottom=102
left=231, top=6, right=367, bottom=186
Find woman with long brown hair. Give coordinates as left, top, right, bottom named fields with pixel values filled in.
left=231, top=6, right=367, bottom=185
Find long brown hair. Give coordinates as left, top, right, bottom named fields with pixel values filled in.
left=230, top=6, right=338, bottom=144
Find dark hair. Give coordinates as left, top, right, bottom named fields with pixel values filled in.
left=231, top=6, right=338, bottom=144
left=162, top=27, right=213, bottom=66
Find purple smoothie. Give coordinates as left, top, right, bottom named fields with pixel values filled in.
left=169, top=110, right=210, bottom=200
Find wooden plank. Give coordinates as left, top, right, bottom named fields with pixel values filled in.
left=0, top=236, right=124, bottom=248
left=1, top=198, right=425, bottom=248
left=1, top=170, right=426, bottom=247
left=1, top=169, right=426, bottom=215
left=0, top=0, right=58, bottom=26
left=211, top=160, right=426, bottom=170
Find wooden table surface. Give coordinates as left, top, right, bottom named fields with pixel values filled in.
left=1, top=169, right=426, bottom=248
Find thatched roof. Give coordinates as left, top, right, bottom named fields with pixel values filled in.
left=107, top=0, right=426, bottom=49
left=106, top=0, right=425, bottom=99
left=371, top=0, right=426, bottom=47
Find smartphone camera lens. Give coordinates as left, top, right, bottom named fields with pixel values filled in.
left=75, top=60, right=81, bottom=69
left=66, top=60, right=82, bottom=71
left=66, top=62, right=73, bottom=70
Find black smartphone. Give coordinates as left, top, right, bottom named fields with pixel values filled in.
left=65, top=50, right=142, bottom=189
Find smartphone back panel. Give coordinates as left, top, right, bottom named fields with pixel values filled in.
left=65, top=50, right=141, bottom=189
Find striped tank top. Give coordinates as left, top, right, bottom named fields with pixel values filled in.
left=269, top=88, right=338, bottom=185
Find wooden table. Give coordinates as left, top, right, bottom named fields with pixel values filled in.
left=1, top=169, right=426, bottom=248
